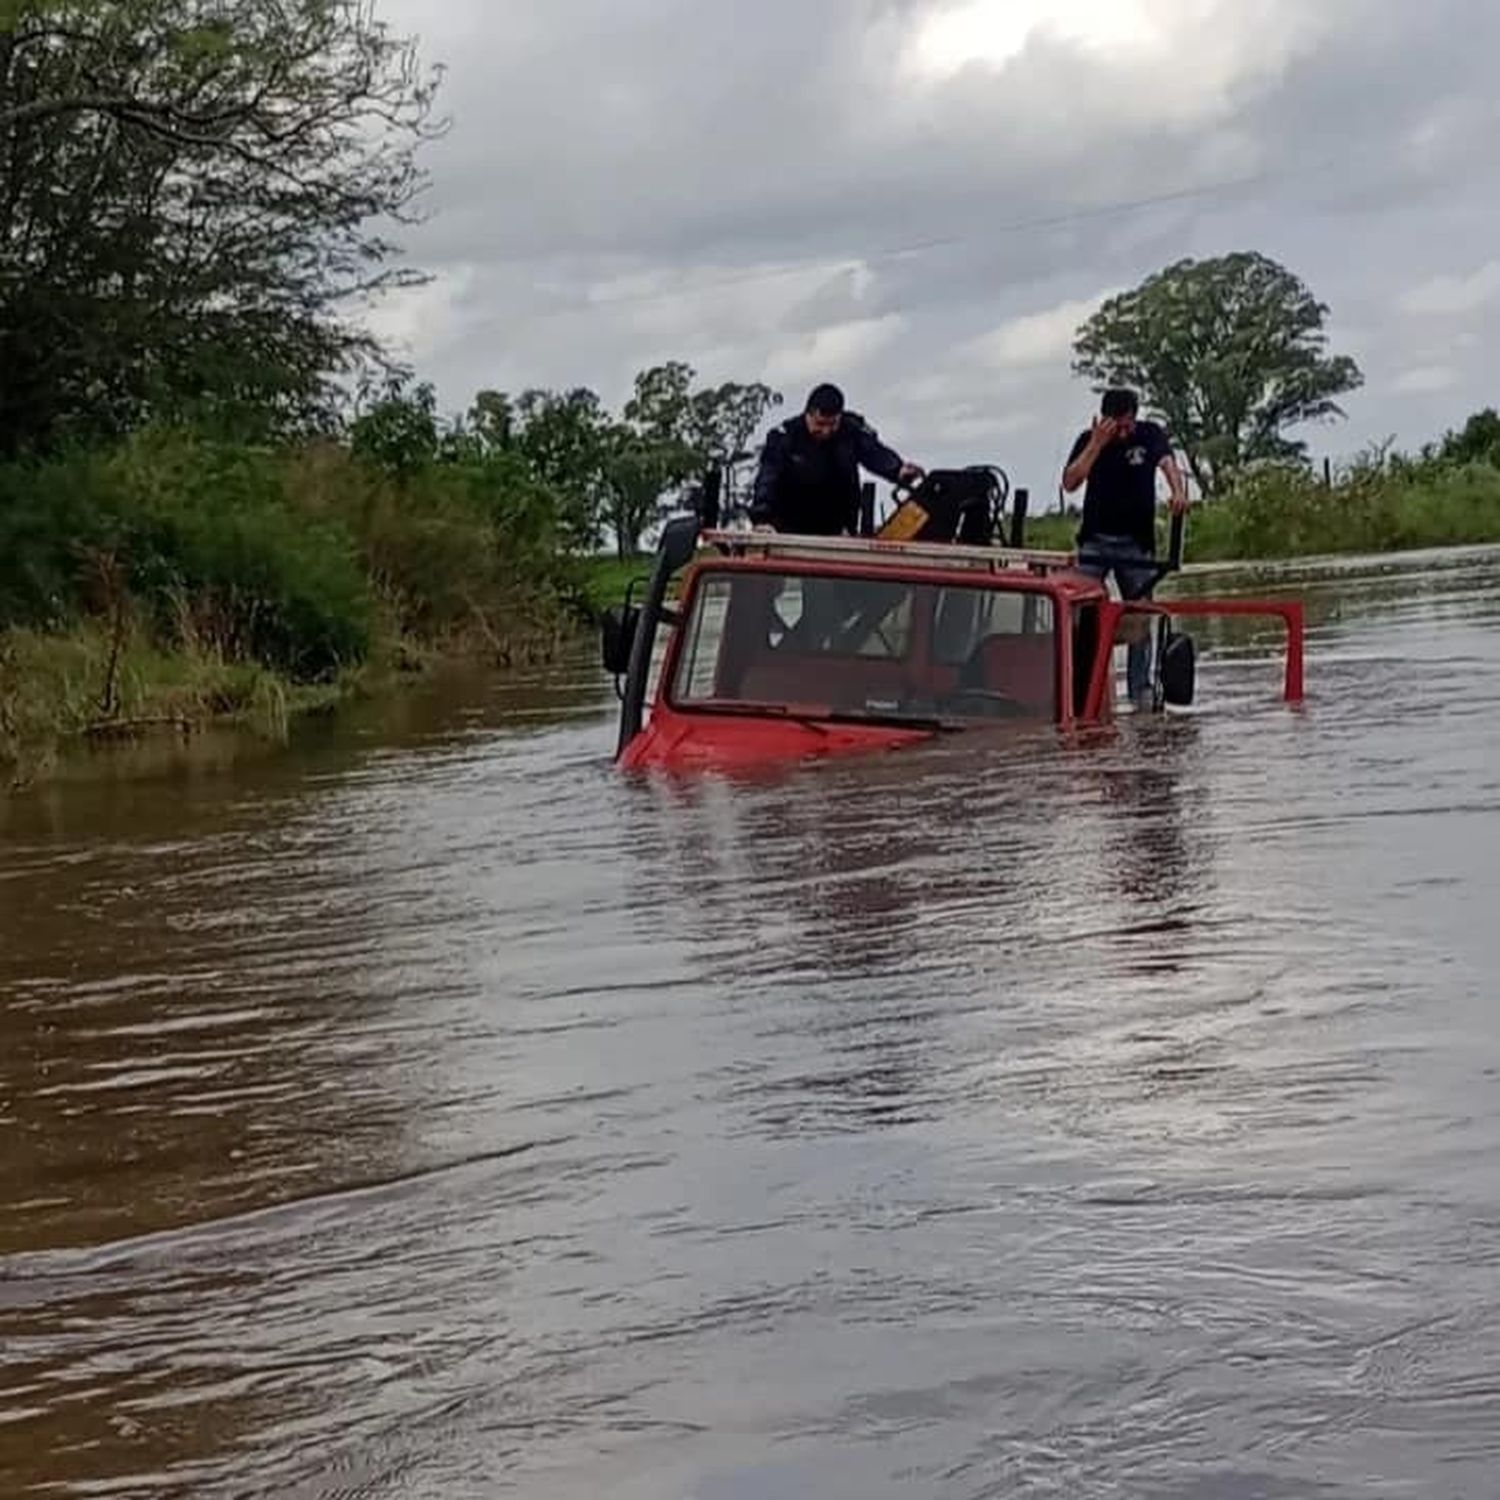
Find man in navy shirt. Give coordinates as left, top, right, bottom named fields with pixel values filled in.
left=1062, top=388, right=1188, bottom=706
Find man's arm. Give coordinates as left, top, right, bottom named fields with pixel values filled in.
left=851, top=418, right=918, bottom=486
left=1158, top=443, right=1189, bottom=514
left=1061, top=418, right=1112, bottom=493
left=748, top=430, right=786, bottom=526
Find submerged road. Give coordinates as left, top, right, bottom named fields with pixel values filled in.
left=2, top=546, right=1499, bottom=1498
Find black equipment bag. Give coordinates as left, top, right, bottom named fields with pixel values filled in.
left=876, top=467, right=1003, bottom=546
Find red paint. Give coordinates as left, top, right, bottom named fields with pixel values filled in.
left=1138, top=598, right=1307, bottom=703
left=618, top=702, right=931, bottom=770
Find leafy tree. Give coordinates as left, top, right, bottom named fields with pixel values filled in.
left=690, top=378, right=784, bottom=473
left=1072, top=252, right=1363, bottom=496
left=625, top=359, right=782, bottom=467
left=347, top=376, right=442, bottom=476
left=598, top=427, right=694, bottom=561
left=507, top=387, right=611, bottom=549
left=438, top=363, right=783, bottom=557
left=608, top=361, right=782, bottom=551
left=621, top=361, right=696, bottom=448
left=466, top=390, right=515, bottom=452
left=0, top=0, right=444, bottom=453
left=1439, top=407, right=1500, bottom=467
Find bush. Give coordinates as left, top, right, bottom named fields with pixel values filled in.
left=287, top=436, right=577, bottom=652
left=0, top=429, right=371, bottom=680
left=0, top=422, right=584, bottom=693
left=1184, top=454, right=1500, bottom=562
left=117, top=430, right=373, bottom=677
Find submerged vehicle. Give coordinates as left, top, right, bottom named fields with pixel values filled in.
left=600, top=467, right=1304, bottom=771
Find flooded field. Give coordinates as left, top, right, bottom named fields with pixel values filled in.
left=3, top=546, right=1499, bottom=1498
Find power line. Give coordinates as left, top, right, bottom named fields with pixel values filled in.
left=515, top=149, right=1352, bottom=321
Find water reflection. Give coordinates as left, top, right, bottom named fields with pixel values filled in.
left=613, top=716, right=1222, bottom=1150
left=1082, top=721, right=1205, bottom=921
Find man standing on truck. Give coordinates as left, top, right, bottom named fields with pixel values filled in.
left=750, top=383, right=924, bottom=536
left=1061, top=388, right=1189, bottom=707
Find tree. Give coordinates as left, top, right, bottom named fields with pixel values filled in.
left=1438, top=408, right=1500, bottom=468
left=612, top=361, right=781, bottom=546
left=347, top=375, right=441, bottom=476
left=598, top=426, right=693, bottom=561
left=624, top=359, right=781, bottom=468
left=0, top=0, right=445, bottom=452
left=507, top=387, right=611, bottom=550
left=621, top=360, right=696, bottom=449
left=447, top=363, right=783, bottom=557
left=1071, top=252, right=1363, bottom=496
left=466, top=390, right=515, bottom=452
left=691, top=378, right=783, bottom=463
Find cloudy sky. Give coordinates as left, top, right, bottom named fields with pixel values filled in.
left=367, top=0, right=1499, bottom=509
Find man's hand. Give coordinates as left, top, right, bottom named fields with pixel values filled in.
left=1063, top=420, right=1111, bottom=494
left=1161, top=453, right=1189, bottom=514
left=898, top=461, right=924, bottom=485
left=1089, top=414, right=1120, bottom=450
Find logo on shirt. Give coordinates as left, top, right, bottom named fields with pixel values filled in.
left=1126, top=445, right=1148, bottom=467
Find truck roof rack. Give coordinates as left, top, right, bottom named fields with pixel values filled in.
left=697, top=528, right=1078, bottom=576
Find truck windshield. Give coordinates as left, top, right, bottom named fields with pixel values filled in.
left=668, top=568, right=1056, bottom=722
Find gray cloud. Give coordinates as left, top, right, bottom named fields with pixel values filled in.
left=369, top=0, right=1500, bottom=512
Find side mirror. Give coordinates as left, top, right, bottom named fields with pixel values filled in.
left=1159, top=629, right=1196, bottom=706
left=659, top=513, right=701, bottom=572
left=698, top=467, right=722, bottom=529
left=601, top=603, right=639, bottom=676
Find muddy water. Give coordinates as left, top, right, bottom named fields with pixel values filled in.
left=2, top=547, right=1499, bottom=1499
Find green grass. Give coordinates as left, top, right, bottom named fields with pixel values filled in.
left=1026, top=463, right=1500, bottom=565
left=575, top=552, right=656, bottom=619
left=1182, top=460, right=1500, bottom=561
left=0, top=620, right=356, bottom=789
left=1013, top=511, right=1076, bottom=550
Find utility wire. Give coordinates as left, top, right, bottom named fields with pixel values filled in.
left=516, top=148, right=1355, bottom=320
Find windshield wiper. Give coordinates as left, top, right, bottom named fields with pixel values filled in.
left=690, top=701, right=963, bottom=734
left=805, top=707, right=963, bottom=734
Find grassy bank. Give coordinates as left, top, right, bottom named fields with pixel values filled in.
left=0, top=623, right=349, bottom=766
left=578, top=554, right=656, bottom=618
left=0, top=426, right=586, bottom=788
left=1181, top=459, right=1500, bottom=561
left=1029, top=460, right=1500, bottom=565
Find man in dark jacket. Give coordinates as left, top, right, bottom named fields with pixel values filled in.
left=749, top=383, right=923, bottom=535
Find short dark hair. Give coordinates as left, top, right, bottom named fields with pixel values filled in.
left=1101, top=388, right=1139, bottom=419
left=806, top=383, right=845, bottom=415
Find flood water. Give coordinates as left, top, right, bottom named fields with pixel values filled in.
left=3, top=546, right=1499, bottom=1498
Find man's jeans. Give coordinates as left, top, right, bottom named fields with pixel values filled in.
left=1076, top=534, right=1158, bottom=701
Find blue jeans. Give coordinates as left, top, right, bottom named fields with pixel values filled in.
left=1076, top=534, right=1158, bottom=700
